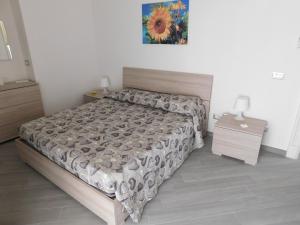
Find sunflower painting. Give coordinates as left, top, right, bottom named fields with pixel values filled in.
left=142, top=0, right=189, bottom=45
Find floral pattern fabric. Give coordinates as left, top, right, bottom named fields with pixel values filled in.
left=20, top=90, right=206, bottom=223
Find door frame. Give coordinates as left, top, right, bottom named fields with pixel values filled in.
left=287, top=103, right=300, bottom=159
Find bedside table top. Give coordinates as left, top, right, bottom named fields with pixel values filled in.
left=85, top=89, right=103, bottom=99
left=215, top=114, right=267, bottom=136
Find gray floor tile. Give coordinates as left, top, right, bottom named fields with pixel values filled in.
left=0, top=137, right=299, bottom=225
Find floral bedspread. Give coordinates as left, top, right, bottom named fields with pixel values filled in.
left=20, top=89, right=206, bottom=222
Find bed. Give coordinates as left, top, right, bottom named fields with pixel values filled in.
left=16, top=67, right=213, bottom=225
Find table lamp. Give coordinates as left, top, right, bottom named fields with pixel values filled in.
left=234, top=95, right=250, bottom=120
left=100, top=76, right=110, bottom=94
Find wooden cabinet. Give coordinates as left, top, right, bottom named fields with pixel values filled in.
left=0, top=82, right=44, bottom=143
left=212, top=114, right=267, bottom=166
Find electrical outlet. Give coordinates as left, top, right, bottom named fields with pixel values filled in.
left=24, top=59, right=31, bottom=66
left=272, top=72, right=285, bottom=80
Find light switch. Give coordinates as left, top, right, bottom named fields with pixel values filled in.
left=298, top=37, right=300, bottom=48
left=272, top=72, right=285, bottom=80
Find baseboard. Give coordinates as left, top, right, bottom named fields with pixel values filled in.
left=207, top=131, right=287, bottom=157
left=261, top=145, right=286, bottom=157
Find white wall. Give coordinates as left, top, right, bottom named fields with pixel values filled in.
left=18, top=0, right=300, bottom=150
left=93, top=0, right=300, bottom=150
left=19, top=0, right=101, bottom=114
left=0, top=0, right=33, bottom=81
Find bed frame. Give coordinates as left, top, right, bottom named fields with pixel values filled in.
left=16, top=67, right=213, bottom=225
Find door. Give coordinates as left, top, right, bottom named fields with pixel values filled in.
left=287, top=104, right=300, bottom=159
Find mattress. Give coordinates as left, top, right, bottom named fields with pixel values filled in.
left=20, top=89, right=206, bottom=222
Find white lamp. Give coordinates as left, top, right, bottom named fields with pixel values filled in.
left=100, top=76, right=110, bottom=94
left=234, top=95, right=250, bottom=120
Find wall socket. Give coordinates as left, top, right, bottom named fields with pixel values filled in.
left=24, top=59, right=31, bottom=66
left=272, top=72, right=285, bottom=80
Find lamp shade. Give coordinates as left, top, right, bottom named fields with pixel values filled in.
left=234, top=95, right=250, bottom=112
left=100, top=76, right=110, bottom=88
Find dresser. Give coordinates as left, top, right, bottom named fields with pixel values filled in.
left=0, top=81, right=44, bottom=143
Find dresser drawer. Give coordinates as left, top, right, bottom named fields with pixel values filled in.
left=0, top=85, right=42, bottom=109
left=0, top=123, right=20, bottom=143
left=0, top=101, right=44, bottom=126
left=0, top=112, right=44, bottom=143
left=0, top=83, right=44, bottom=143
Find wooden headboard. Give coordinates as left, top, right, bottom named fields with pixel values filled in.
left=123, top=67, right=214, bottom=134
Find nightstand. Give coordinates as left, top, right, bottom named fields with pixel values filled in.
left=84, top=90, right=104, bottom=103
left=212, top=114, right=267, bottom=165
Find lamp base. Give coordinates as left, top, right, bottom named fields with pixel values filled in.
left=102, top=88, right=110, bottom=95
left=235, top=112, right=245, bottom=121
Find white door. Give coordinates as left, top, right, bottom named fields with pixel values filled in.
left=287, top=105, right=300, bottom=159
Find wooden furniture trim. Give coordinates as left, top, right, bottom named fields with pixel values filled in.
left=16, top=67, right=214, bottom=224
left=123, top=67, right=214, bottom=133
left=16, top=139, right=127, bottom=225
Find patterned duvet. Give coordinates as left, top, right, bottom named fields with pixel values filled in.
left=20, top=89, right=206, bottom=222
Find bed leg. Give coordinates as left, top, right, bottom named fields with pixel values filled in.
left=107, top=215, right=125, bottom=225
left=108, top=200, right=127, bottom=225
left=108, top=221, right=124, bottom=225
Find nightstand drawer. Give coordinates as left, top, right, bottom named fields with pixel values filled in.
left=212, top=127, right=262, bottom=165
left=214, top=127, right=262, bottom=150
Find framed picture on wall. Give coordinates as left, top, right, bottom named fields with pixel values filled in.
left=142, top=0, right=189, bottom=45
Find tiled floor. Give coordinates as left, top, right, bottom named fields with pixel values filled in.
left=0, top=137, right=300, bottom=225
